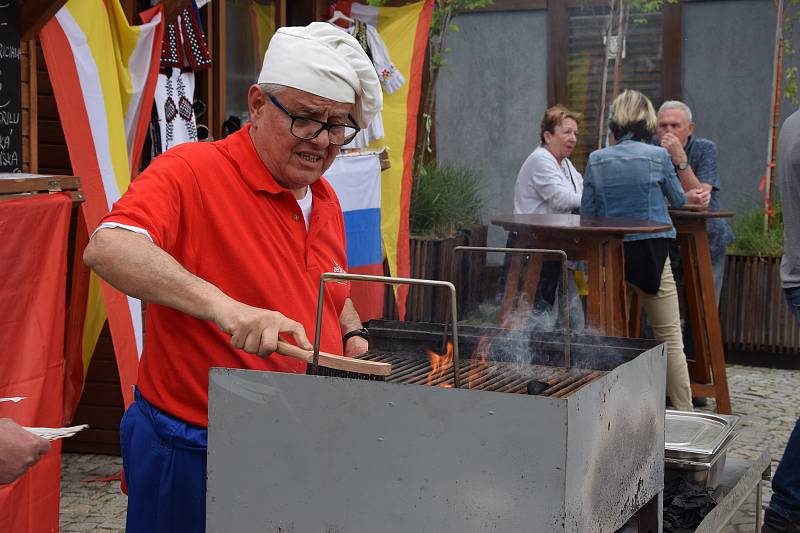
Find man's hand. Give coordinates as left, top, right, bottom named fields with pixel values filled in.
left=684, top=187, right=711, bottom=210
left=344, top=336, right=369, bottom=357
left=214, top=300, right=312, bottom=357
left=661, top=132, right=688, bottom=166
left=0, top=419, right=50, bottom=484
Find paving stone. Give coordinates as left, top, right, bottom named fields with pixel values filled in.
left=60, top=453, right=125, bottom=532
left=710, top=364, right=800, bottom=533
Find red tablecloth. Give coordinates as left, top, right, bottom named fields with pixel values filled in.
left=0, top=192, right=72, bottom=532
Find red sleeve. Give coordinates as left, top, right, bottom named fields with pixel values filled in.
left=100, top=152, right=198, bottom=252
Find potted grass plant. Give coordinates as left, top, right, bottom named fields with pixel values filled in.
left=392, top=162, right=486, bottom=322
left=718, top=202, right=799, bottom=354
left=409, top=162, right=484, bottom=238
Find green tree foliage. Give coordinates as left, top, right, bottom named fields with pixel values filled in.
left=782, top=2, right=800, bottom=104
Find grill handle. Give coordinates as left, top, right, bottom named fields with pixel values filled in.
left=313, top=273, right=462, bottom=387
left=450, top=246, right=571, bottom=369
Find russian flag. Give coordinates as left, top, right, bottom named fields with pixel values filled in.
left=324, top=153, right=384, bottom=320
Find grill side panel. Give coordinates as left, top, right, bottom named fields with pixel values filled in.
left=563, top=343, right=667, bottom=532
left=207, top=369, right=571, bottom=533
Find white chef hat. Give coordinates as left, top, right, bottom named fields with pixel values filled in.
left=258, top=22, right=383, bottom=130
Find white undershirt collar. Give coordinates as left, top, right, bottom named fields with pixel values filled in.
left=296, top=187, right=313, bottom=231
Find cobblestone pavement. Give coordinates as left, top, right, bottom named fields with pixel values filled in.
left=60, top=364, right=799, bottom=532
left=60, top=453, right=124, bottom=532
left=707, top=365, right=800, bottom=533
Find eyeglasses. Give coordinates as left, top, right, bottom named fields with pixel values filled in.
left=268, top=94, right=360, bottom=146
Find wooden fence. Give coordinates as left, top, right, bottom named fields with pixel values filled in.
left=383, top=225, right=488, bottom=322
left=720, top=254, right=800, bottom=354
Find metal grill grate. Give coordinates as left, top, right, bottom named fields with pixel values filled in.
left=358, top=351, right=605, bottom=397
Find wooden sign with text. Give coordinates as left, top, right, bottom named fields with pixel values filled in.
left=0, top=0, right=21, bottom=172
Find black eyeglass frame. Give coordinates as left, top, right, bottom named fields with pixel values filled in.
left=267, top=94, right=360, bottom=146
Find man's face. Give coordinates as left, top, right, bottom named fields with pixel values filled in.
left=247, top=85, right=354, bottom=191
left=657, top=108, right=694, bottom=146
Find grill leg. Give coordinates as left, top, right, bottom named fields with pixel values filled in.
left=637, top=492, right=662, bottom=533
left=755, top=480, right=763, bottom=533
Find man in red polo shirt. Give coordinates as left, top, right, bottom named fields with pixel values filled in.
left=83, top=22, right=382, bottom=533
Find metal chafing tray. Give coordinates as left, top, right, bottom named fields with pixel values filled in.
left=665, top=431, right=740, bottom=488
left=665, top=410, right=740, bottom=460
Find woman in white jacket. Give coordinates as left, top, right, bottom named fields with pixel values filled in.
left=514, top=105, right=582, bottom=215
left=509, top=105, right=584, bottom=329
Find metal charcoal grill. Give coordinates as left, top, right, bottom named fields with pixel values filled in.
left=207, top=275, right=668, bottom=533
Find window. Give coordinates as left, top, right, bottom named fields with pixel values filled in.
left=567, top=6, right=663, bottom=169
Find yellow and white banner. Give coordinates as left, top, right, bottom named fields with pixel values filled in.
left=40, top=0, right=164, bottom=417
left=350, top=0, right=433, bottom=318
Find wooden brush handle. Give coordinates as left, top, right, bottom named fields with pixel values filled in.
left=276, top=340, right=391, bottom=377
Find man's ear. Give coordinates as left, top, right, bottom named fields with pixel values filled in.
left=688, top=122, right=695, bottom=136
left=248, top=85, right=266, bottom=121
left=543, top=131, right=552, bottom=145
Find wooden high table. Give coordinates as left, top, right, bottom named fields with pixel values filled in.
left=491, top=213, right=672, bottom=337
left=668, top=209, right=735, bottom=414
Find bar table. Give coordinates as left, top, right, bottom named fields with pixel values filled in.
left=492, top=213, right=671, bottom=337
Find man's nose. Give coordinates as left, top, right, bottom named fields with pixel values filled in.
left=311, top=128, right=331, bottom=146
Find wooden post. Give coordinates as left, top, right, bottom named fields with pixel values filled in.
left=279, top=0, right=287, bottom=26
left=547, top=0, right=568, bottom=106
left=28, top=39, right=38, bottom=173
left=661, top=1, right=682, bottom=101
left=763, top=0, right=784, bottom=232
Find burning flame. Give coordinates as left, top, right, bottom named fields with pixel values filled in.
left=426, top=342, right=453, bottom=387
left=469, top=335, right=492, bottom=389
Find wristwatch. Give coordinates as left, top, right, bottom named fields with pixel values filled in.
left=342, top=327, right=369, bottom=344
left=677, top=160, right=689, bottom=171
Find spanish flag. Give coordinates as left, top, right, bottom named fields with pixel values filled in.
left=39, top=0, right=164, bottom=418
left=348, top=0, right=434, bottom=318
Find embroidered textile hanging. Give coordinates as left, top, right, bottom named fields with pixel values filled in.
left=344, top=15, right=405, bottom=149
left=152, top=0, right=212, bottom=155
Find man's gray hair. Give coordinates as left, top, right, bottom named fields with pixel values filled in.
left=259, top=83, right=288, bottom=97
left=658, top=100, right=693, bottom=123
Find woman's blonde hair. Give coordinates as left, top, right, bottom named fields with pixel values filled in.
left=540, top=105, right=581, bottom=144
left=609, top=89, right=657, bottom=142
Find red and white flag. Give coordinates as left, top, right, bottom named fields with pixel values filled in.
left=40, top=0, right=164, bottom=415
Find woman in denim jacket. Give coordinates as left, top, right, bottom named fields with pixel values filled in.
left=581, top=89, right=693, bottom=411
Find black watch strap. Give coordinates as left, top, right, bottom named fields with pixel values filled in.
left=342, top=327, right=369, bottom=344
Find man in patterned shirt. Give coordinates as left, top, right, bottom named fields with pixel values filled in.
left=656, top=100, right=735, bottom=302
